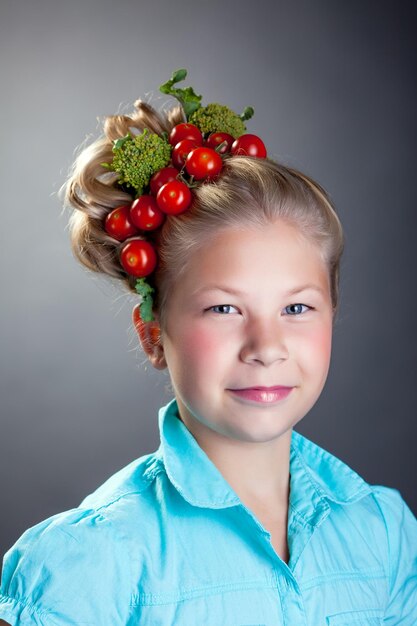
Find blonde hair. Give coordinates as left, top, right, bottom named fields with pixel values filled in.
left=63, top=99, right=344, bottom=333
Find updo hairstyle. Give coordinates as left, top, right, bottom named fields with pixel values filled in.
left=63, top=98, right=345, bottom=334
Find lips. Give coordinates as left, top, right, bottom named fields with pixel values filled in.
left=227, top=386, right=294, bottom=404
left=235, top=386, right=292, bottom=391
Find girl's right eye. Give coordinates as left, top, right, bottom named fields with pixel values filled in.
left=207, top=304, right=239, bottom=315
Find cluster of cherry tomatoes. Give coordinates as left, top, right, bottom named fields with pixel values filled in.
left=104, top=122, right=267, bottom=278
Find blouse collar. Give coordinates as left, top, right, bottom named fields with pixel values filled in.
left=158, top=398, right=372, bottom=516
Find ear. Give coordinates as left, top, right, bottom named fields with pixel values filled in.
left=132, top=304, right=167, bottom=370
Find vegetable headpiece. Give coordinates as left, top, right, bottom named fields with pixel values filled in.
left=102, top=69, right=267, bottom=322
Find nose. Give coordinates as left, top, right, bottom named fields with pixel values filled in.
left=239, top=317, right=289, bottom=366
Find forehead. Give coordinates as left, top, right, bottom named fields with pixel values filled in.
left=179, top=220, right=330, bottom=294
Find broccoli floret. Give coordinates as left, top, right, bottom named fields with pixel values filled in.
left=109, top=129, right=172, bottom=195
left=189, top=103, right=247, bottom=138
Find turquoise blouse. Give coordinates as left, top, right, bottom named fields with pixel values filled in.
left=0, top=398, right=416, bottom=625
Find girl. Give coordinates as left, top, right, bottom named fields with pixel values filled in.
left=0, top=70, right=416, bottom=625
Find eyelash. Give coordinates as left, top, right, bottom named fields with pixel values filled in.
left=206, top=303, right=313, bottom=316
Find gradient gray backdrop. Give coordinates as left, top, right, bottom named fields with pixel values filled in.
left=1, top=1, right=416, bottom=558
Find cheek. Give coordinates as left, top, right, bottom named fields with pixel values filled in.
left=299, top=324, right=333, bottom=367
left=173, top=326, right=226, bottom=366
left=316, top=326, right=332, bottom=354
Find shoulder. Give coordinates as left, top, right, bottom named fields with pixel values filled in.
left=368, top=486, right=417, bottom=620
left=79, top=449, right=163, bottom=510
left=328, top=478, right=417, bottom=613
left=0, top=449, right=164, bottom=625
left=370, top=483, right=416, bottom=519
left=347, top=483, right=417, bottom=551
left=0, top=507, right=129, bottom=624
left=368, top=484, right=417, bottom=558
left=292, top=431, right=417, bottom=557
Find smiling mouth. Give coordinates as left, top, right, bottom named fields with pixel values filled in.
left=227, top=387, right=294, bottom=403
left=232, top=386, right=293, bottom=391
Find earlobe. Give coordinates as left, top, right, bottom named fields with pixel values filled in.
left=132, top=304, right=167, bottom=370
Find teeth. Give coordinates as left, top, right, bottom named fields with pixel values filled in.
left=261, top=391, right=276, bottom=401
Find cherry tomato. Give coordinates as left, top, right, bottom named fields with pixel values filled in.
left=119, top=238, right=157, bottom=277
left=130, top=195, right=165, bottom=231
left=205, top=132, right=234, bottom=154
left=104, top=205, right=138, bottom=241
left=149, top=167, right=180, bottom=196
left=185, top=147, right=223, bottom=180
left=172, top=139, right=200, bottom=169
left=156, top=180, right=192, bottom=215
left=169, top=123, right=203, bottom=147
left=231, top=134, right=267, bottom=158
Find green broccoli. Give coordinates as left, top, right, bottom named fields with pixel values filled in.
left=189, top=103, right=249, bottom=138
left=109, top=129, right=172, bottom=195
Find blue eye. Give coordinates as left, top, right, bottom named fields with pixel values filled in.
left=208, top=304, right=238, bottom=314
left=284, top=304, right=311, bottom=315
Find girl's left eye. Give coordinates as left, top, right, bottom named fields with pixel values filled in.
left=284, top=303, right=312, bottom=315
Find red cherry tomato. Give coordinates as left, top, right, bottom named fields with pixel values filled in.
left=119, top=239, right=157, bottom=277
left=172, top=139, right=200, bottom=169
left=205, top=132, right=234, bottom=154
left=156, top=180, right=192, bottom=215
left=231, top=134, right=267, bottom=158
left=150, top=167, right=179, bottom=196
left=169, top=123, right=203, bottom=147
left=185, top=147, right=223, bottom=180
left=104, top=205, right=138, bottom=241
left=130, top=195, right=165, bottom=231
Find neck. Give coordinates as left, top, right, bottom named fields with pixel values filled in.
left=207, top=431, right=292, bottom=515
left=179, top=412, right=292, bottom=515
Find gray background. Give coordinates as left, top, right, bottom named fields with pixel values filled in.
left=1, top=1, right=416, bottom=558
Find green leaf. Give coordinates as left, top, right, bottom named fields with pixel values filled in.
left=113, top=134, right=131, bottom=151
left=159, top=68, right=187, bottom=94
left=100, top=162, right=112, bottom=169
left=159, top=68, right=202, bottom=121
left=135, top=277, right=154, bottom=298
left=240, top=106, right=254, bottom=122
left=182, top=93, right=202, bottom=119
left=135, top=278, right=155, bottom=322
left=171, top=68, right=187, bottom=83
left=140, top=300, right=154, bottom=322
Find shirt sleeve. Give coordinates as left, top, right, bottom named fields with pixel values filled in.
left=372, top=486, right=417, bottom=623
left=0, top=507, right=131, bottom=625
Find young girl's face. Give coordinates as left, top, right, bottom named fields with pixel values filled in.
left=160, top=218, right=334, bottom=445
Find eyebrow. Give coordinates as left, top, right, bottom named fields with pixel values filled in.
left=193, top=284, right=327, bottom=297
